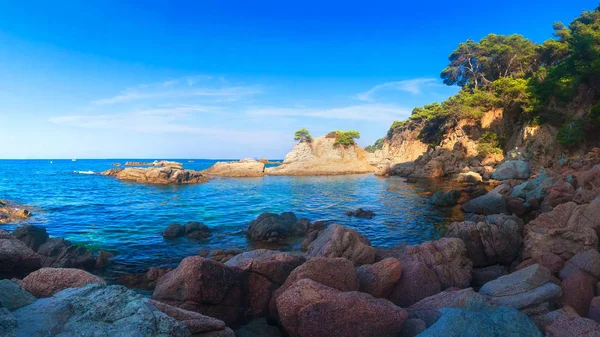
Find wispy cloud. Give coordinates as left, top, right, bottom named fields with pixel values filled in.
left=92, top=76, right=262, bottom=105
left=357, top=78, right=438, bottom=101
left=246, top=104, right=412, bottom=121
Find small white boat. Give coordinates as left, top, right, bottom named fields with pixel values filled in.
left=72, top=158, right=76, bottom=162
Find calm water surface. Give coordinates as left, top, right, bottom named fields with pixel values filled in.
left=0, top=159, right=464, bottom=275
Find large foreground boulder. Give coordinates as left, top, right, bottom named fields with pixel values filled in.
left=11, top=283, right=190, bottom=337
left=22, top=267, right=105, bottom=298
left=304, top=224, right=376, bottom=265
left=522, top=201, right=600, bottom=261
left=540, top=307, right=600, bottom=337
left=225, top=250, right=305, bottom=317
left=356, top=258, right=402, bottom=298
left=247, top=212, right=308, bottom=242
left=152, top=256, right=248, bottom=326
left=479, top=264, right=561, bottom=317
left=445, top=214, right=524, bottom=267
left=418, top=297, right=542, bottom=337
left=276, top=279, right=408, bottom=337
left=407, top=288, right=486, bottom=327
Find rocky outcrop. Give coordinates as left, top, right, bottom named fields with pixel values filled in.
left=479, top=264, right=561, bottom=317
left=445, top=214, right=524, bottom=267
left=152, top=256, right=248, bottom=326
left=345, top=208, right=375, bottom=219
left=103, top=167, right=210, bottom=185
left=266, top=136, right=375, bottom=176
left=429, top=190, right=461, bottom=206
left=11, top=283, right=190, bottom=336
left=276, top=279, right=408, bottom=337
left=304, top=224, right=376, bottom=265
left=203, top=160, right=265, bottom=177
left=21, top=267, right=105, bottom=298
left=247, top=212, right=308, bottom=242
left=162, top=222, right=212, bottom=239
left=522, top=200, right=600, bottom=261
left=0, top=200, right=31, bottom=224
left=367, top=126, right=429, bottom=174
left=356, top=258, right=402, bottom=298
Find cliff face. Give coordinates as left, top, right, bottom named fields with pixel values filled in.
left=367, top=126, right=429, bottom=174
left=266, top=136, right=375, bottom=176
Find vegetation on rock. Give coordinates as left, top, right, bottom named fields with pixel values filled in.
left=365, top=138, right=384, bottom=153
left=326, top=130, right=361, bottom=147
left=294, top=128, right=313, bottom=143
left=384, top=5, right=600, bottom=150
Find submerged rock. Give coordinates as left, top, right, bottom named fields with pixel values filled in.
left=429, top=190, right=461, bottom=207
left=345, top=208, right=376, bottom=219
left=276, top=279, right=408, bottom=337
left=162, top=222, right=212, bottom=239
left=461, top=191, right=507, bottom=215
left=247, top=212, right=307, bottom=242
left=0, top=200, right=31, bottom=224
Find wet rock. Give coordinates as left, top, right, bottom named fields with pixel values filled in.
left=428, top=190, right=461, bottom=207
left=356, top=257, right=402, bottom=298
left=11, top=225, right=49, bottom=251
left=150, top=299, right=231, bottom=335
left=276, top=279, right=408, bottom=337
left=38, top=241, right=95, bottom=270
left=208, top=249, right=242, bottom=264
left=247, top=212, right=307, bottom=242
left=12, top=283, right=190, bottom=336
left=225, top=250, right=305, bottom=317
left=22, top=267, right=105, bottom=298
left=162, top=223, right=185, bottom=238
left=491, top=160, right=530, bottom=180
left=407, top=288, right=485, bottom=327
left=95, top=250, right=114, bottom=270
left=418, top=297, right=542, bottom=337
left=152, top=256, right=248, bottom=326
left=184, top=221, right=212, bottom=239
left=523, top=201, right=600, bottom=261
left=305, top=224, right=375, bottom=265
left=461, top=191, right=507, bottom=215
left=0, top=280, right=36, bottom=310
left=479, top=264, right=561, bottom=316
left=0, top=237, right=42, bottom=279
left=446, top=214, right=523, bottom=267
left=559, top=249, right=600, bottom=282
left=345, top=208, right=376, bottom=219
left=559, top=270, right=594, bottom=316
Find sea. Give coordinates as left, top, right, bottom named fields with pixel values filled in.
left=0, top=159, right=464, bottom=276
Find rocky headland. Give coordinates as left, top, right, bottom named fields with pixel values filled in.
left=0, top=201, right=31, bottom=224
left=102, top=167, right=210, bottom=185
left=202, top=159, right=266, bottom=177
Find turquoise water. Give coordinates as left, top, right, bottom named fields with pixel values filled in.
left=0, top=159, right=459, bottom=274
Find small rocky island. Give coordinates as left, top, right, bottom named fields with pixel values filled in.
left=102, top=167, right=210, bottom=185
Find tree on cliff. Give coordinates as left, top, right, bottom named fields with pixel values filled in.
left=294, top=128, right=312, bottom=143
left=328, top=130, right=360, bottom=146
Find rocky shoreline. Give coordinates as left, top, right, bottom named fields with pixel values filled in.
left=2, top=148, right=600, bottom=336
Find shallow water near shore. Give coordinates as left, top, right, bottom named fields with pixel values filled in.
left=0, top=159, right=466, bottom=276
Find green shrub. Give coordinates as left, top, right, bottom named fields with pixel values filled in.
left=590, top=104, right=600, bottom=122
left=327, top=130, right=360, bottom=146
left=386, top=120, right=408, bottom=139
left=294, top=128, right=312, bottom=143
left=477, top=131, right=504, bottom=157
left=557, top=119, right=585, bottom=147
left=365, top=138, right=384, bottom=152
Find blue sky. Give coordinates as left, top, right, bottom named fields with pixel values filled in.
left=0, top=1, right=597, bottom=159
